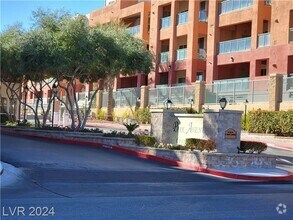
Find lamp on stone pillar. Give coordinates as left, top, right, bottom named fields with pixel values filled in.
left=164, top=98, right=173, bottom=110
left=219, top=98, right=227, bottom=110
left=244, top=99, right=248, bottom=128
left=188, top=97, right=194, bottom=109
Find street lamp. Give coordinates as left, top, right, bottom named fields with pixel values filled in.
left=219, top=98, right=227, bottom=110
left=51, top=83, right=57, bottom=127
left=23, top=85, right=28, bottom=120
left=244, top=99, right=248, bottom=128
left=188, top=97, right=194, bottom=109
left=164, top=98, right=172, bottom=110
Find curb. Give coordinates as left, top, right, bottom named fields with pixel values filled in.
left=2, top=129, right=292, bottom=182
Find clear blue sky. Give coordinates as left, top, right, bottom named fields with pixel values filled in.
left=0, top=0, right=105, bottom=31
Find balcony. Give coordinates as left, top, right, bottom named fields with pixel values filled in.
left=177, top=48, right=187, bottom=61
left=290, top=28, right=293, bottom=43
left=258, top=33, right=270, bottom=48
left=219, top=37, right=251, bottom=54
left=127, top=25, right=140, bottom=36
left=177, top=11, right=188, bottom=25
left=198, top=48, right=207, bottom=60
left=199, top=10, right=207, bottom=22
left=160, top=52, right=169, bottom=63
left=220, top=0, right=253, bottom=14
left=161, top=16, right=171, bottom=29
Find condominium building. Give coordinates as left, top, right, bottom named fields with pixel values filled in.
left=89, top=0, right=293, bottom=88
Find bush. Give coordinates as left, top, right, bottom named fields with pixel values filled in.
left=17, top=119, right=32, bottom=127
left=134, top=108, right=151, bottom=124
left=103, top=131, right=132, bottom=138
left=135, top=135, right=157, bottom=146
left=246, top=110, right=293, bottom=137
left=0, top=114, right=9, bottom=123
left=96, top=109, right=106, bottom=120
left=238, top=141, right=267, bottom=154
left=185, top=138, right=216, bottom=152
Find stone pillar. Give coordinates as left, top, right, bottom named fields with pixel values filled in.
left=269, top=74, right=283, bottom=111
left=96, top=90, right=103, bottom=109
left=203, top=110, right=243, bottom=153
left=106, top=89, right=114, bottom=121
left=194, top=81, right=205, bottom=113
left=150, top=109, right=184, bottom=145
left=140, top=85, right=149, bottom=108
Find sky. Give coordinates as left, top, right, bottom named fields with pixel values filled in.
left=0, top=0, right=105, bottom=31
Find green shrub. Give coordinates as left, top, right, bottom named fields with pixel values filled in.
left=238, top=141, right=267, bottom=154
left=96, top=109, right=106, bottom=120
left=135, top=135, right=157, bottom=146
left=246, top=110, right=293, bottom=137
left=185, top=107, right=197, bottom=114
left=134, top=108, right=151, bottom=124
left=17, top=119, right=32, bottom=127
left=6, top=121, right=17, bottom=126
left=1, top=114, right=9, bottom=123
left=185, top=138, right=216, bottom=152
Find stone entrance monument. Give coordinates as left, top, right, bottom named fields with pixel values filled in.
left=150, top=109, right=243, bottom=153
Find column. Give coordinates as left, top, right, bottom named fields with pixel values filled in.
left=140, top=85, right=149, bottom=108
left=194, top=81, right=205, bottom=113
left=269, top=74, right=283, bottom=111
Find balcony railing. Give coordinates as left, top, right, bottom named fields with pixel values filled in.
left=127, top=25, right=140, bottom=36
left=264, top=0, right=271, bottom=6
left=198, top=48, right=207, bottom=59
left=177, top=48, right=187, bottom=60
left=290, top=28, right=293, bottom=43
left=258, top=33, right=270, bottom=48
left=177, top=11, right=188, bottom=25
left=219, top=37, right=251, bottom=54
left=220, top=0, right=253, bottom=14
left=199, top=10, right=207, bottom=22
left=161, top=16, right=171, bottom=29
left=160, top=52, right=169, bottom=63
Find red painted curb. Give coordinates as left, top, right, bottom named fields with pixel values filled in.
left=1, top=129, right=292, bottom=182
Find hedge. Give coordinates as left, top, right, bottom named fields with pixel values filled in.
left=135, top=135, right=157, bottom=146
left=185, top=138, right=216, bottom=152
left=238, top=141, right=267, bottom=154
left=244, top=110, right=293, bottom=137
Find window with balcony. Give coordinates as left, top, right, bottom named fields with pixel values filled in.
left=199, top=1, right=208, bottom=22
left=177, top=11, right=188, bottom=25
left=219, top=37, right=251, bottom=54
left=220, top=0, right=253, bottom=14
left=127, top=25, right=140, bottom=36
left=160, top=40, right=170, bottom=63
left=258, top=33, right=270, bottom=47
left=177, top=45, right=187, bottom=60
left=198, top=37, right=207, bottom=59
left=161, top=6, right=171, bottom=29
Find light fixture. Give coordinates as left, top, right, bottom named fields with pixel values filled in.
left=219, top=98, right=227, bottom=110
left=164, top=98, right=173, bottom=110
left=230, top=57, right=234, bottom=62
left=188, top=97, right=194, bottom=108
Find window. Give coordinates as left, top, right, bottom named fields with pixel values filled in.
left=197, top=72, right=204, bottom=81
left=178, top=77, right=186, bottom=84
left=179, top=45, right=187, bottom=49
left=260, top=60, right=268, bottom=76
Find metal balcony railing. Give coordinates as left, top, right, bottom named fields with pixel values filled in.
left=160, top=52, right=169, bottom=63
left=258, top=33, right=270, bottom=48
left=177, top=11, right=188, bottom=25
left=199, top=10, right=207, bottom=22
left=219, top=37, right=251, bottom=54
left=177, top=48, right=187, bottom=60
left=264, top=0, right=271, bottom=6
left=127, top=25, right=140, bottom=36
left=290, top=28, right=293, bottom=43
left=220, top=0, right=253, bottom=14
left=198, top=48, right=207, bottom=59
left=161, top=16, right=171, bottom=29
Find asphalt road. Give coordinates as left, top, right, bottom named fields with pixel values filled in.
left=1, top=134, right=292, bottom=220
